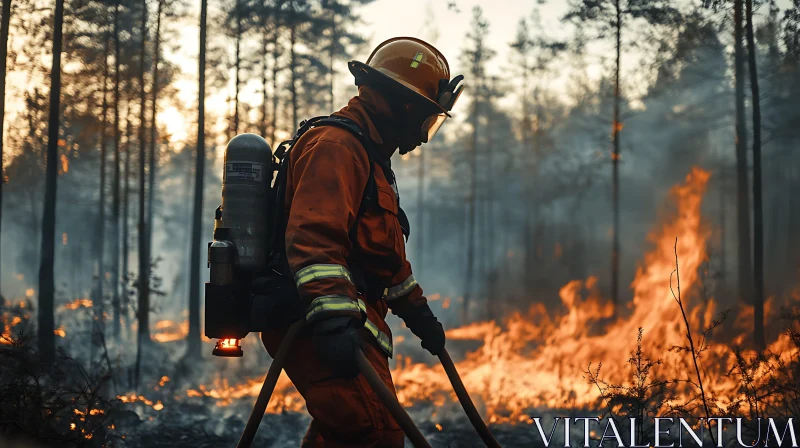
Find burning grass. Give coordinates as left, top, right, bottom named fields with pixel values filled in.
left=0, top=330, right=122, bottom=446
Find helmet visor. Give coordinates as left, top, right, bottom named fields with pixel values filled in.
left=421, top=113, right=448, bottom=143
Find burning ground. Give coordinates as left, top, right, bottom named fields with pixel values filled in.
left=2, top=167, right=799, bottom=447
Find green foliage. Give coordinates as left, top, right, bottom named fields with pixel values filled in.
left=563, top=0, right=680, bottom=42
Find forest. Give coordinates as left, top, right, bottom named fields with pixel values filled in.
left=0, top=0, right=798, bottom=446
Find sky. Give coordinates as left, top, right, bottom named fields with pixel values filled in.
left=359, top=0, right=568, bottom=67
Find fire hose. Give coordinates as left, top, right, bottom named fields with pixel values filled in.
left=353, top=348, right=432, bottom=448
left=237, top=320, right=305, bottom=448
left=237, top=322, right=501, bottom=448
left=438, top=349, right=501, bottom=448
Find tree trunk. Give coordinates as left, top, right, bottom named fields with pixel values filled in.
left=260, top=12, right=269, bottom=138
left=121, top=106, right=131, bottom=338
left=519, top=55, right=530, bottom=294
left=225, top=90, right=232, bottom=141
left=147, top=0, right=162, bottom=276
left=93, top=33, right=111, bottom=353
left=38, top=0, right=64, bottom=364
left=745, top=0, right=764, bottom=350
left=270, top=25, right=280, bottom=144
left=463, top=95, right=479, bottom=324
left=611, top=0, right=621, bottom=311
left=187, top=0, right=208, bottom=359
left=233, top=0, right=241, bottom=135
left=289, top=8, right=298, bottom=129
left=718, top=163, right=727, bottom=279
left=136, top=0, right=149, bottom=388
left=111, top=0, right=122, bottom=340
left=485, top=99, right=495, bottom=308
left=0, top=0, right=11, bottom=298
left=734, top=0, right=753, bottom=306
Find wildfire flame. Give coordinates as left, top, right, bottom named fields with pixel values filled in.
left=1, top=316, right=23, bottom=345
left=387, top=167, right=796, bottom=422
left=63, top=298, right=93, bottom=310
left=186, top=373, right=303, bottom=411
left=116, top=393, right=164, bottom=411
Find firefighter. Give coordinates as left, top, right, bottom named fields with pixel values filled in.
left=260, top=37, right=463, bottom=447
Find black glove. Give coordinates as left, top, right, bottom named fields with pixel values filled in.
left=398, top=304, right=446, bottom=356
left=312, top=316, right=363, bottom=378
left=250, top=275, right=305, bottom=329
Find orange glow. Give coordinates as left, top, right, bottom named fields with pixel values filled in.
left=63, top=298, right=92, bottom=310
left=152, top=319, right=189, bottom=342
left=25, top=288, right=34, bottom=298
left=186, top=374, right=302, bottom=410
left=54, top=327, right=66, bottom=337
left=1, top=315, right=23, bottom=344
left=116, top=393, right=163, bottom=411
left=62, top=232, right=68, bottom=245
left=60, top=154, right=69, bottom=173
left=219, top=338, right=239, bottom=349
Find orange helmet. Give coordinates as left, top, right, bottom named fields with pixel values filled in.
left=348, top=37, right=464, bottom=143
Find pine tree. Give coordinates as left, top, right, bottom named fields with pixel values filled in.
left=735, top=0, right=754, bottom=315
left=122, top=102, right=131, bottom=336
left=320, top=0, right=373, bottom=111
left=136, top=0, right=151, bottom=384
left=257, top=0, right=275, bottom=137
left=564, top=0, right=678, bottom=309
left=93, top=25, right=111, bottom=341
left=269, top=0, right=285, bottom=143
left=0, top=0, right=11, bottom=298
left=38, top=0, right=65, bottom=364
left=147, top=0, right=164, bottom=274
left=187, top=0, right=208, bottom=359
left=460, top=5, right=494, bottom=323
left=745, top=0, right=765, bottom=350
left=223, top=0, right=245, bottom=135
left=413, top=1, right=440, bottom=272
left=111, top=0, right=123, bottom=339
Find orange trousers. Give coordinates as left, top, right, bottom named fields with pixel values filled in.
left=262, top=326, right=404, bottom=447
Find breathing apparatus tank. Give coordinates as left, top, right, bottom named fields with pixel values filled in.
left=205, top=133, right=272, bottom=357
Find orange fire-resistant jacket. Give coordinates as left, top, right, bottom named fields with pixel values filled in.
left=284, top=86, right=428, bottom=358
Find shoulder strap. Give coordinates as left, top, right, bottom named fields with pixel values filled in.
left=270, top=115, right=378, bottom=258
left=307, top=116, right=378, bottom=246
